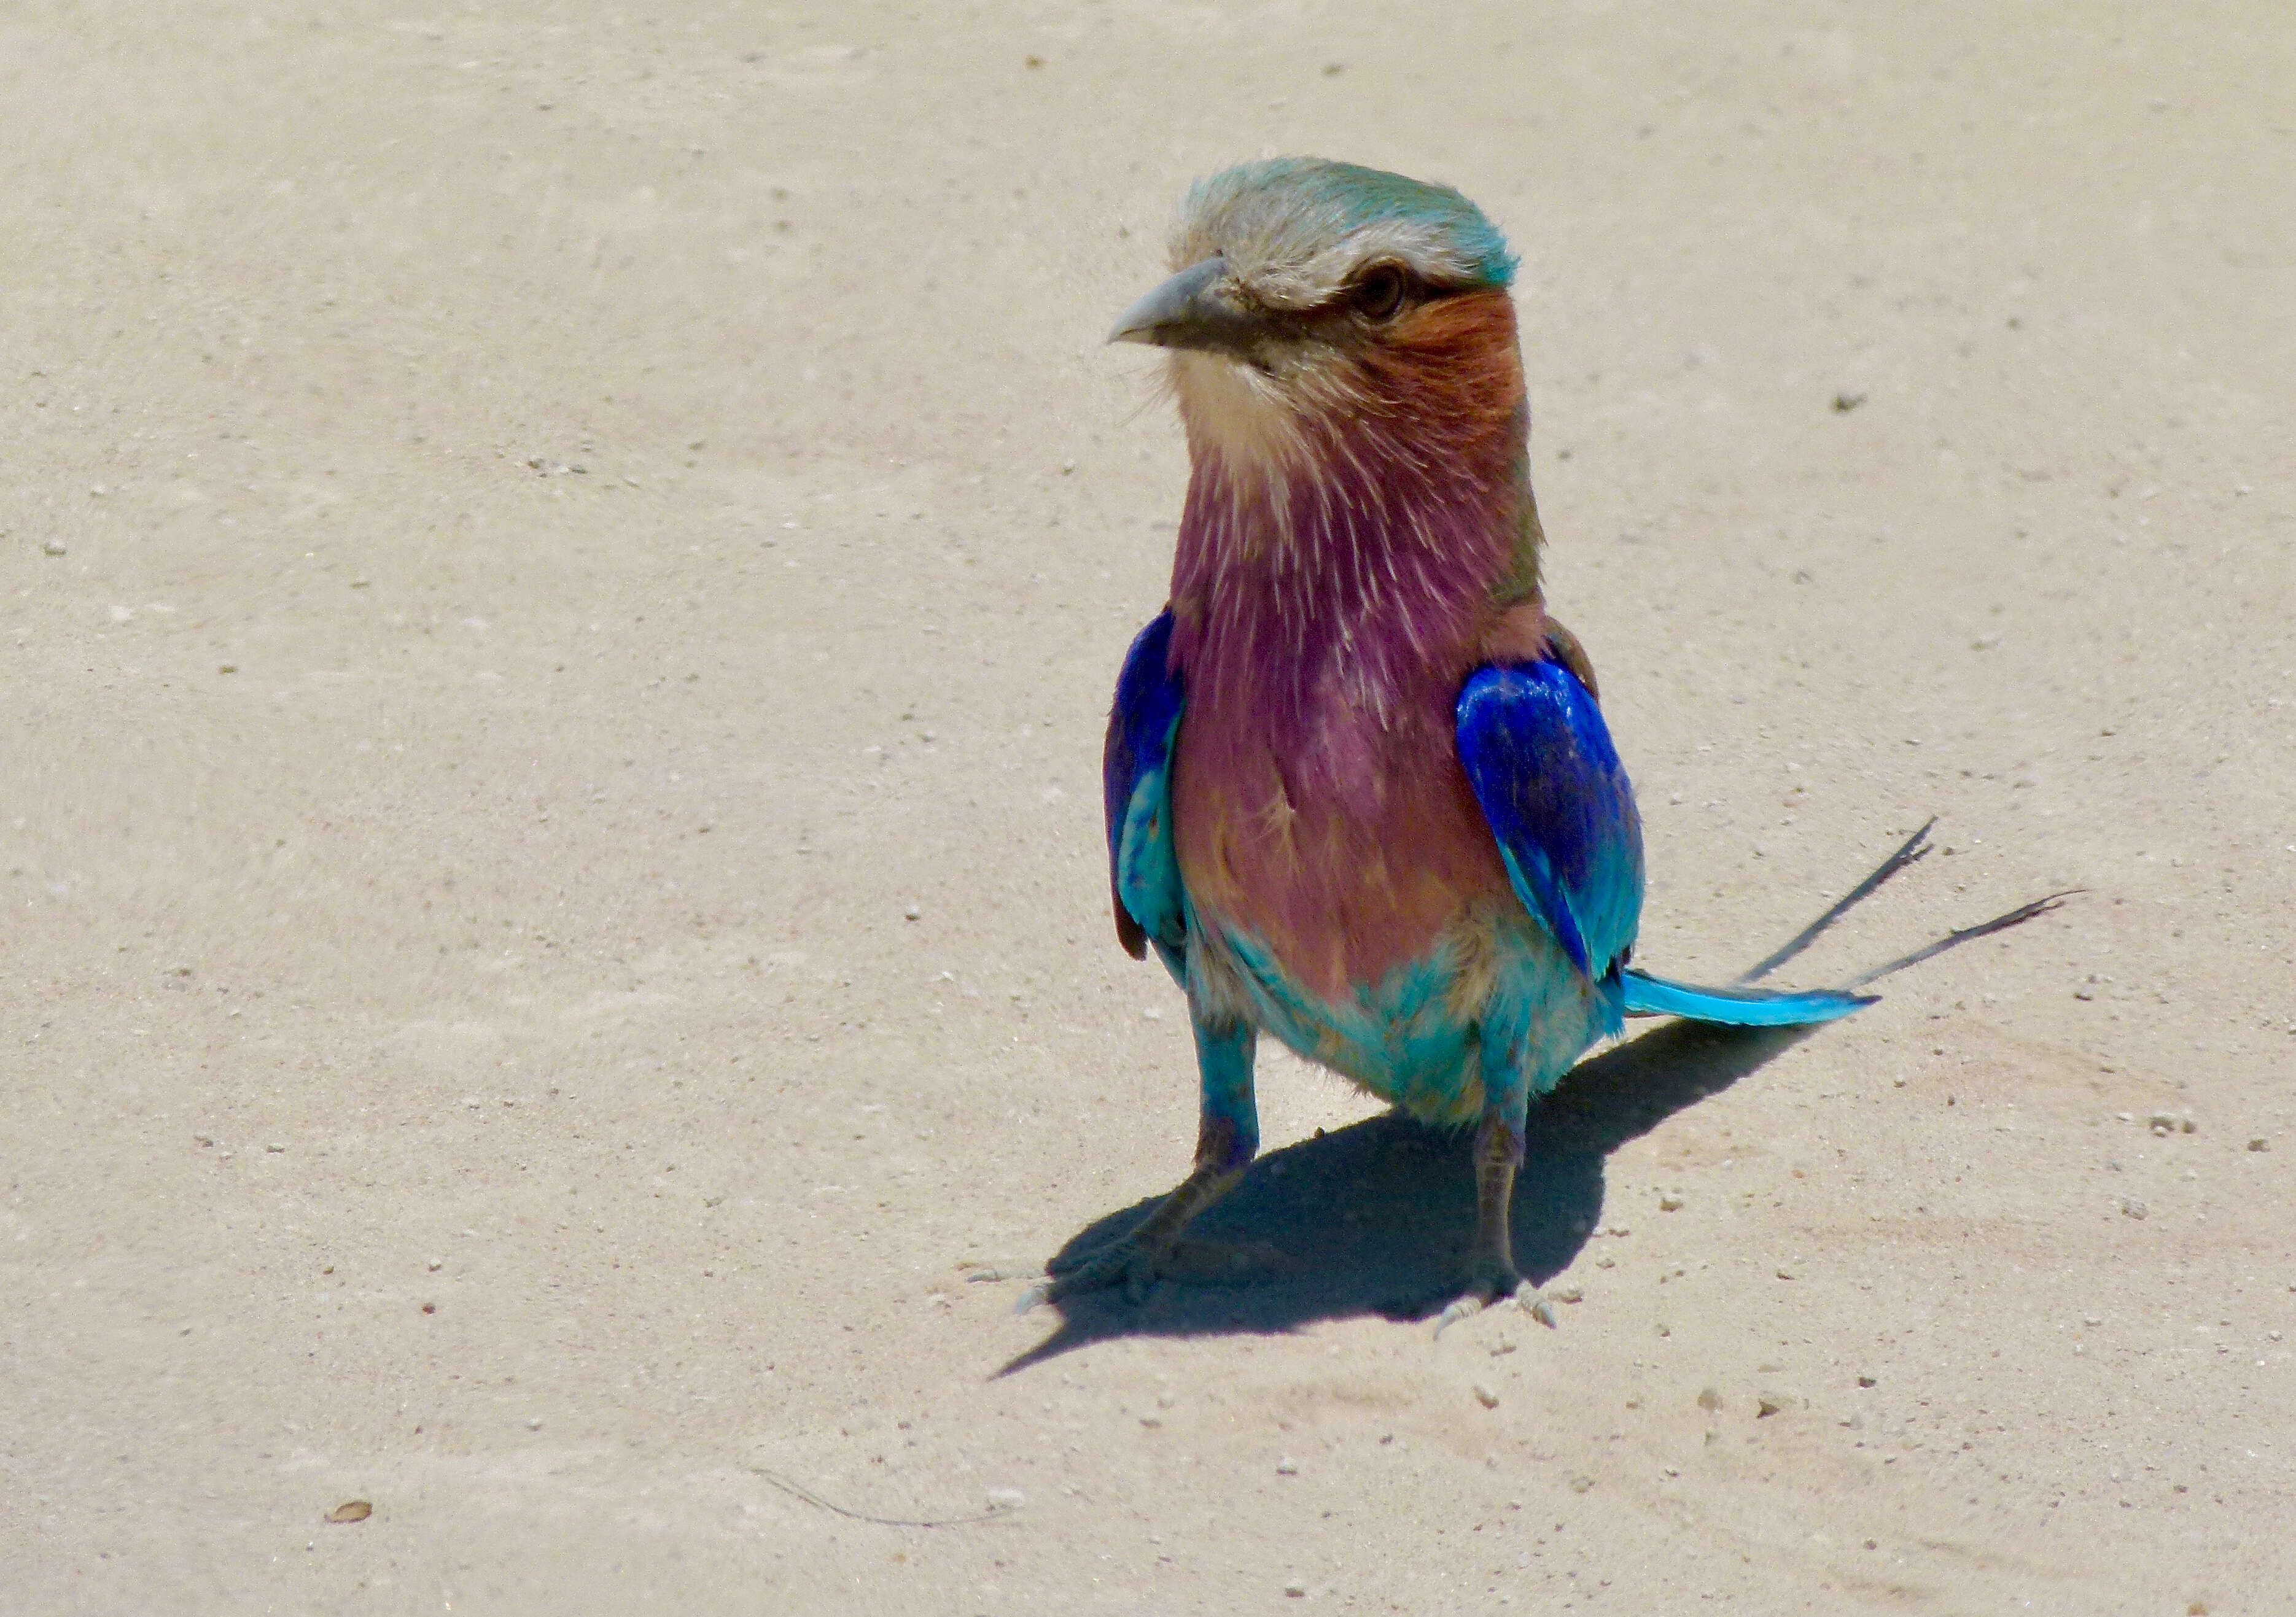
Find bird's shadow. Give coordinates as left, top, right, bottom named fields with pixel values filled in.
left=998, top=1020, right=1810, bottom=1375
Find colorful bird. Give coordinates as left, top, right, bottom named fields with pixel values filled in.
left=1034, top=158, right=2050, bottom=1329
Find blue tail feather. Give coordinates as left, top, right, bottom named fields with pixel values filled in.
left=1620, top=968, right=1874, bottom=1028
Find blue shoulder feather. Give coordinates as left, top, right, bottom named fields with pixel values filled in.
left=1457, top=658, right=1645, bottom=979
left=1103, top=612, right=1187, bottom=963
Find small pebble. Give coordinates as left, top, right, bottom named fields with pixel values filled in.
left=427, top=1257, right=444, bottom=1271
left=985, top=1487, right=1025, bottom=1510
left=1283, top=1581, right=1306, bottom=1599
left=526, top=1417, right=542, bottom=1430
left=1525, top=1296, right=1557, bottom=1328
left=903, top=904, right=921, bottom=921
left=43, top=541, right=66, bottom=556
left=1659, top=1194, right=1684, bottom=1212
left=1696, top=1387, right=1721, bottom=1412
left=1276, top=1457, right=1298, bottom=1475
left=1757, top=1394, right=1784, bottom=1417
left=2249, top=1138, right=2270, bottom=1152
left=1473, top=1383, right=1500, bottom=1409
left=2120, top=1198, right=2148, bottom=1220
left=266, top=1142, right=286, bottom=1153
left=1856, top=1375, right=1877, bottom=1388
left=1552, top=1284, right=1584, bottom=1304
left=1775, top=1266, right=1795, bottom=1281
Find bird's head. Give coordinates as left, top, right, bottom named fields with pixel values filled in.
left=1111, top=158, right=1525, bottom=476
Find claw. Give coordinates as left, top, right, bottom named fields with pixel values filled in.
left=1433, top=1260, right=1527, bottom=1338
left=1434, top=1289, right=1494, bottom=1338
left=1024, top=1243, right=1162, bottom=1310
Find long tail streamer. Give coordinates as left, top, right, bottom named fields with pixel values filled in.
left=1624, top=820, right=2074, bottom=1025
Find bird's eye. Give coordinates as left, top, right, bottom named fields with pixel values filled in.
left=1350, top=264, right=1411, bottom=321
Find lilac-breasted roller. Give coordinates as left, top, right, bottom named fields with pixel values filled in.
left=1028, top=159, right=2053, bottom=1330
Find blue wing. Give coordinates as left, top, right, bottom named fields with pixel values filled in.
left=1103, top=612, right=1186, bottom=969
left=1457, top=657, right=1644, bottom=980
left=1460, top=655, right=1874, bottom=1029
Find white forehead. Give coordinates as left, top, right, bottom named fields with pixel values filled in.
left=1166, top=158, right=1511, bottom=310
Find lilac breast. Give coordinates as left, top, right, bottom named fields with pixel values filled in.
left=1166, top=438, right=1521, bottom=1003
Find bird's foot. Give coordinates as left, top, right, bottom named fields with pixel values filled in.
left=1433, top=1257, right=1554, bottom=1338
left=1015, top=1233, right=1280, bottom=1313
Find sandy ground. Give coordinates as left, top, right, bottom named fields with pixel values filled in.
left=5, top=2, right=2294, bottom=1611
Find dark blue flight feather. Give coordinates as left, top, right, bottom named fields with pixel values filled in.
left=1456, top=658, right=1645, bottom=979
left=1103, top=611, right=1187, bottom=961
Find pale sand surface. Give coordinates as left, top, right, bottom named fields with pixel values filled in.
left=5, top=3, right=2294, bottom=1612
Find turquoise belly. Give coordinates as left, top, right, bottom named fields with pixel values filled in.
left=1190, top=898, right=1617, bottom=1127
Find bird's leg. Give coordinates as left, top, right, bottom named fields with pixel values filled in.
left=1436, top=1042, right=1553, bottom=1336
left=1022, top=1017, right=1260, bottom=1309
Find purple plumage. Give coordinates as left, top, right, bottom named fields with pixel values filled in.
left=1019, top=158, right=2041, bottom=1328
left=1033, top=156, right=1635, bottom=1324
left=1164, top=277, right=1546, bottom=1003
